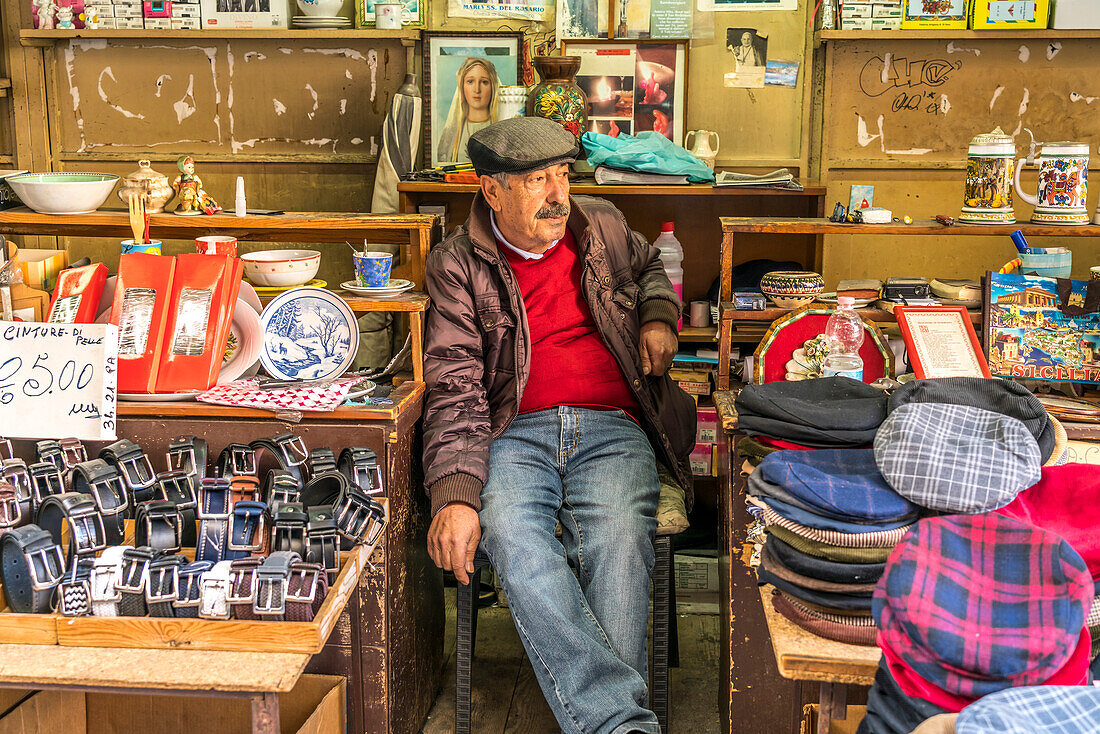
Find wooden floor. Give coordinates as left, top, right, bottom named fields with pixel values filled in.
left=421, top=588, right=721, bottom=733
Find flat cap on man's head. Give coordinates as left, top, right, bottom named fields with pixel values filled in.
left=467, top=117, right=580, bottom=178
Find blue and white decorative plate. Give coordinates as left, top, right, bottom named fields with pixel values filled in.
left=259, top=287, right=359, bottom=381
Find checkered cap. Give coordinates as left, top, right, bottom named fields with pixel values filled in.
left=874, top=403, right=1041, bottom=513
left=956, top=686, right=1100, bottom=734
left=874, top=514, right=1092, bottom=699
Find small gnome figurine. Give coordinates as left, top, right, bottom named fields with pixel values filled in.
left=171, top=155, right=222, bottom=216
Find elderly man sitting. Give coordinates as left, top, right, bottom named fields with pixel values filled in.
left=422, top=117, right=695, bottom=734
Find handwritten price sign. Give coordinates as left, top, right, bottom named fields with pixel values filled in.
left=0, top=322, right=119, bottom=441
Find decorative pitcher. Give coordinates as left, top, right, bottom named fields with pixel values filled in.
left=960, top=127, right=1015, bottom=225
left=527, top=56, right=587, bottom=142
left=116, top=159, right=175, bottom=213
left=686, top=130, right=720, bottom=169
left=1014, top=131, right=1090, bottom=225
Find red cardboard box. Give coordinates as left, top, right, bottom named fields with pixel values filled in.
left=696, top=406, right=718, bottom=444
left=111, top=254, right=175, bottom=394
left=47, top=263, right=107, bottom=324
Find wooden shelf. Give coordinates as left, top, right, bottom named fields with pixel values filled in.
left=19, top=27, right=420, bottom=46
left=399, top=180, right=828, bottom=197
left=259, top=290, right=429, bottom=313
left=720, top=303, right=982, bottom=324
left=721, top=216, right=1100, bottom=237
left=819, top=29, right=1100, bottom=41
left=678, top=325, right=717, bottom=342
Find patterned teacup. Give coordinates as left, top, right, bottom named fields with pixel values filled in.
left=354, top=251, right=393, bottom=288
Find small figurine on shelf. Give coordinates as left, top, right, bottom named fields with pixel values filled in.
left=34, top=0, right=57, bottom=29
left=80, top=10, right=100, bottom=27
left=171, top=155, right=222, bottom=216
left=55, top=5, right=75, bottom=29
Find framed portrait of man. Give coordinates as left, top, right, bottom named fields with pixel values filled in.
left=424, top=32, right=523, bottom=167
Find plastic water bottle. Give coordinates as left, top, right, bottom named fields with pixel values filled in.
left=654, top=221, right=684, bottom=330
left=823, top=296, right=865, bottom=381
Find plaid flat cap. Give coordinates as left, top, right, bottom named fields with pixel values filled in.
left=874, top=514, right=1093, bottom=699
left=997, top=463, right=1100, bottom=580
left=955, top=687, right=1100, bottom=734
left=467, top=117, right=580, bottom=177
left=889, top=377, right=1056, bottom=463
left=758, top=449, right=921, bottom=524
left=874, top=403, right=1041, bottom=513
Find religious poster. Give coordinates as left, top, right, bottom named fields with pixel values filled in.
left=447, top=0, right=548, bottom=21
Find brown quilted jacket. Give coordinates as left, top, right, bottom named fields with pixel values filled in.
left=422, top=193, right=696, bottom=515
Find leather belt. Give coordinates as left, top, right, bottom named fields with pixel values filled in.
left=134, top=500, right=183, bottom=553
left=0, top=438, right=12, bottom=461
left=1, top=459, right=33, bottom=527
left=100, top=439, right=157, bottom=507
left=60, top=438, right=88, bottom=469
left=0, top=525, right=65, bottom=613
left=338, top=447, right=383, bottom=494
left=71, top=459, right=128, bottom=545
left=271, top=502, right=308, bottom=557
left=225, top=501, right=268, bottom=560
left=166, top=436, right=208, bottom=492
left=249, top=433, right=308, bottom=484
left=230, top=475, right=261, bottom=505
left=117, top=546, right=158, bottom=616
left=306, top=506, right=341, bottom=584
left=301, top=470, right=347, bottom=510
left=145, top=553, right=188, bottom=617
left=58, top=557, right=95, bottom=617
left=252, top=552, right=327, bottom=621
left=198, top=560, right=234, bottom=619
left=307, top=448, right=337, bottom=478
left=196, top=478, right=232, bottom=563
left=333, top=485, right=387, bottom=547
left=216, top=443, right=256, bottom=480
left=227, top=557, right=262, bottom=619
left=264, top=470, right=301, bottom=506
left=35, top=440, right=65, bottom=473
left=90, top=545, right=130, bottom=617
left=154, top=470, right=197, bottom=547
left=174, top=560, right=213, bottom=618
left=0, top=480, right=26, bottom=530
left=37, top=492, right=107, bottom=561
left=28, top=462, right=64, bottom=512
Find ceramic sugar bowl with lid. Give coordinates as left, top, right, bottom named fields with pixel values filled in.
left=116, top=159, right=176, bottom=213
left=960, top=127, right=1016, bottom=225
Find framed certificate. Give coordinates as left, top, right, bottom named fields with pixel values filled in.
left=895, top=306, right=991, bottom=379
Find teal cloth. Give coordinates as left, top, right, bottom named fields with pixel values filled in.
left=581, top=131, right=716, bottom=183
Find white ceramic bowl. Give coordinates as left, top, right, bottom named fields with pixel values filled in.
left=296, top=0, right=343, bottom=16
left=241, top=249, right=321, bottom=287
left=7, top=172, right=119, bottom=215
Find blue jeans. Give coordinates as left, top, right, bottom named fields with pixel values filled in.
left=479, top=407, right=661, bottom=734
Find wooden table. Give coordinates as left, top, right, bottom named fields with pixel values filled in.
left=758, top=586, right=879, bottom=734
left=0, top=645, right=311, bottom=733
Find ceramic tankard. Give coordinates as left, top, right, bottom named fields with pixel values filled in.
left=686, top=130, right=720, bottom=169
left=1014, top=132, right=1090, bottom=225
left=960, top=127, right=1015, bottom=224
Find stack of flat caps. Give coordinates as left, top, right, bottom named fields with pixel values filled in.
left=861, top=513, right=1093, bottom=734
left=953, top=686, right=1100, bottom=734
left=735, top=377, right=888, bottom=448
left=751, top=448, right=922, bottom=646
left=888, top=377, right=1059, bottom=464
left=874, top=403, right=1042, bottom=514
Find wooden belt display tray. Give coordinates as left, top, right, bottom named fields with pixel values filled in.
left=0, top=498, right=386, bottom=654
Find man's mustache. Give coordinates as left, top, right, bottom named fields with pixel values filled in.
left=536, top=203, right=569, bottom=219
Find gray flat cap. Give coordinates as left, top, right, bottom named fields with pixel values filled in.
left=467, top=117, right=580, bottom=177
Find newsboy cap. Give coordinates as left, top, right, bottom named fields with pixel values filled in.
left=467, top=117, right=580, bottom=177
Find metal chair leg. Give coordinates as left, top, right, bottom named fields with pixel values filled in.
left=651, top=534, right=673, bottom=733
left=455, top=551, right=491, bottom=734
left=668, top=543, right=679, bottom=669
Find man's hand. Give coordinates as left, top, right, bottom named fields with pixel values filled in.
left=640, top=320, right=678, bottom=377
left=427, top=503, right=481, bottom=586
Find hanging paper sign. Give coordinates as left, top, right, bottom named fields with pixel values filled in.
left=0, top=322, right=119, bottom=441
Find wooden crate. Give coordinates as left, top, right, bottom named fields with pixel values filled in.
left=0, top=499, right=386, bottom=653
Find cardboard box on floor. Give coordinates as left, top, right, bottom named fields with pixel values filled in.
left=801, top=704, right=867, bottom=734
left=0, top=674, right=344, bottom=734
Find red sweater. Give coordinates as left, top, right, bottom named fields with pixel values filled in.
left=499, top=228, right=640, bottom=419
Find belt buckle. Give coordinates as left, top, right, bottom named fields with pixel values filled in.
left=25, top=543, right=66, bottom=591
left=253, top=569, right=288, bottom=615
left=268, top=474, right=301, bottom=505
left=0, top=438, right=12, bottom=461
left=116, top=548, right=155, bottom=593
left=274, top=434, right=308, bottom=467
left=36, top=441, right=65, bottom=472
left=117, top=451, right=157, bottom=490
left=198, top=478, right=232, bottom=519
left=1, top=460, right=32, bottom=503
left=0, top=484, right=23, bottom=528
left=59, top=438, right=87, bottom=468
left=58, top=578, right=91, bottom=616
left=88, top=472, right=129, bottom=517
left=146, top=561, right=181, bottom=603
left=333, top=489, right=377, bottom=542
left=350, top=462, right=383, bottom=494
left=286, top=566, right=321, bottom=605
left=29, top=462, right=64, bottom=504
left=90, top=564, right=123, bottom=602
left=229, top=446, right=257, bottom=476
left=227, top=503, right=268, bottom=552
left=155, top=470, right=197, bottom=510
left=70, top=504, right=108, bottom=555
left=226, top=560, right=260, bottom=604
left=176, top=561, right=212, bottom=608
left=199, top=576, right=232, bottom=619
left=143, top=504, right=182, bottom=552
left=167, top=442, right=197, bottom=475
